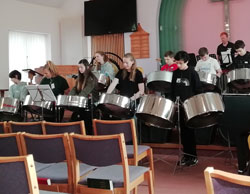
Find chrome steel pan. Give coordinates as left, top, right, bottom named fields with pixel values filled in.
left=198, top=71, right=217, bottom=85
left=0, top=97, right=20, bottom=114
left=97, top=93, right=132, bottom=118
left=227, top=68, right=250, bottom=83
left=146, top=71, right=173, bottom=93
left=56, top=95, right=88, bottom=111
left=136, top=94, right=176, bottom=129
left=183, top=92, right=224, bottom=128
left=23, top=95, right=54, bottom=116
left=93, top=71, right=109, bottom=91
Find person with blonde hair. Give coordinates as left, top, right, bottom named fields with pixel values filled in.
left=40, top=60, right=70, bottom=97
left=107, top=53, right=144, bottom=100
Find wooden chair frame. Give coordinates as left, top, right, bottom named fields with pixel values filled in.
left=69, top=133, right=154, bottom=194
left=204, top=167, right=250, bottom=194
left=20, top=133, right=73, bottom=193
left=0, top=132, right=23, bottom=156
left=0, top=121, right=8, bottom=133
left=92, top=119, right=154, bottom=181
left=8, top=121, right=45, bottom=134
left=0, top=155, right=39, bottom=194
left=43, top=120, right=86, bottom=135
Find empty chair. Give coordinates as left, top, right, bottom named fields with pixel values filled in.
left=0, top=121, right=8, bottom=133
left=20, top=133, right=74, bottom=193
left=204, top=167, right=250, bottom=194
left=0, top=155, right=39, bottom=194
left=93, top=119, right=154, bottom=181
left=8, top=121, right=45, bottom=134
left=69, top=133, right=154, bottom=194
left=43, top=121, right=86, bottom=135
left=0, top=133, right=22, bottom=156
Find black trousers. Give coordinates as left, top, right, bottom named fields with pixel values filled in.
left=234, top=128, right=250, bottom=171
left=70, top=110, right=93, bottom=135
left=179, top=109, right=197, bottom=158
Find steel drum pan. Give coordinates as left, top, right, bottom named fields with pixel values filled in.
left=183, top=92, right=224, bottom=128
left=56, top=95, right=89, bottom=111
left=146, top=71, right=173, bottom=93
left=0, top=97, right=20, bottom=114
left=93, top=71, right=110, bottom=91
left=23, top=95, right=54, bottom=116
left=97, top=93, right=132, bottom=118
left=227, top=68, right=250, bottom=92
left=136, top=94, right=176, bottom=129
left=0, top=97, right=23, bottom=122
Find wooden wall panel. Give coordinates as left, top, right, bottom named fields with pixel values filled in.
left=91, top=33, right=124, bottom=68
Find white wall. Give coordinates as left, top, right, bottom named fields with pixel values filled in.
left=0, top=0, right=62, bottom=89
left=60, top=0, right=162, bottom=75
left=0, top=0, right=161, bottom=90
left=124, top=0, right=161, bottom=76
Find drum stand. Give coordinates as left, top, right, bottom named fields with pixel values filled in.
left=173, top=97, right=197, bottom=174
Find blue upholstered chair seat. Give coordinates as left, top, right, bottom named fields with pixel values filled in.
left=37, top=162, right=95, bottom=184
left=79, top=165, right=149, bottom=188
left=213, top=178, right=250, bottom=194
left=126, top=145, right=150, bottom=158
left=35, top=161, right=55, bottom=172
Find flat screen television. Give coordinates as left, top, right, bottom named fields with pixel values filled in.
left=84, top=0, right=137, bottom=36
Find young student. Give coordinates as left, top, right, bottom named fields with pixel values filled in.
left=195, top=47, right=222, bottom=77
left=94, top=51, right=118, bottom=81
left=69, top=59, right=98, bottom=134
left=161, top=51, right=178, bottom=72
left=171, top=51, right=202, bottom=166
left=107, top=53, right=144, bottom=100
left=233, top=40, right=250, bottom=69
left=8, top=70, right=28, bottom=102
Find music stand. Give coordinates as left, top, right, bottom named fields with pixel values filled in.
left=26, top=85, right=56, bottom=120
left=221, top=49, right=232, bottom=67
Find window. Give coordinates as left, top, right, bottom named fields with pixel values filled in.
left=8, top=31, right=50, bottom=83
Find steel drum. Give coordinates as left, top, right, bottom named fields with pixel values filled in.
left=227, top=68, right=250, bottom=92
left=183, top=92, right=224, bottom=128
left=147, top=71, right=173, bottom=93
left=93, top=71, right=109, bottom=91
left=97, top=93, right=132, bottom=118
left=136, top=94, right=176, bottom=129
left=198, top=71, right=219, bottom=92
left=56, top=95, right=89, bottom=111
left=23, top=95, right=54, bottom=116
left=0, top=97, right=20, bottom=114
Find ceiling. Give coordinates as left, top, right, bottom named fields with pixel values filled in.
left=16, top=0, right=67, bottom=8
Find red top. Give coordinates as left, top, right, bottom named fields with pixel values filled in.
left=160, top=63, right=178, bottom=72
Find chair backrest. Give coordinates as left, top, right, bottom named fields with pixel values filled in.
left=0, top=121, right=8, bottom=133
left=0, top=155, right=39, bottom=194
left=8, top=121, right=45, bottom=134
left=70, top=133, right=128, bottom=167
left=43, top=121, right=86, bottom=135
left=0, top=133, right=22, bottom=156
left=93, top=119, right=137, bottom=145
left=204, top=167, right=250, bottom=194
left=20, top=133, right=70, bottom=163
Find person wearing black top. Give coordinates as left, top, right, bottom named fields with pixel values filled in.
left=233, top=40, right=250, bottom=69
left=171, top=51, right=203, bottom=166
left=217, top=32, right=235, bottom=70
left=107, top=53, right=144, bottom=118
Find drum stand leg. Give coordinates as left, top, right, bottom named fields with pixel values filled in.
left=173, top=97, right=197, bottom=174
left=210, top=128, right=234, bottom=164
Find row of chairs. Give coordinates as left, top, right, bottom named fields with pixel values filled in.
left=0, top=120, right=85, bottom=135
left=0, top=119, right=154, bottom=194
left=0, top=133, right=154, bottom=194
left=0, top=120, right=154, bottom=178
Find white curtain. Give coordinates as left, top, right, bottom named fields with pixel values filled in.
left=9, top=31, right=48, bottom=83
